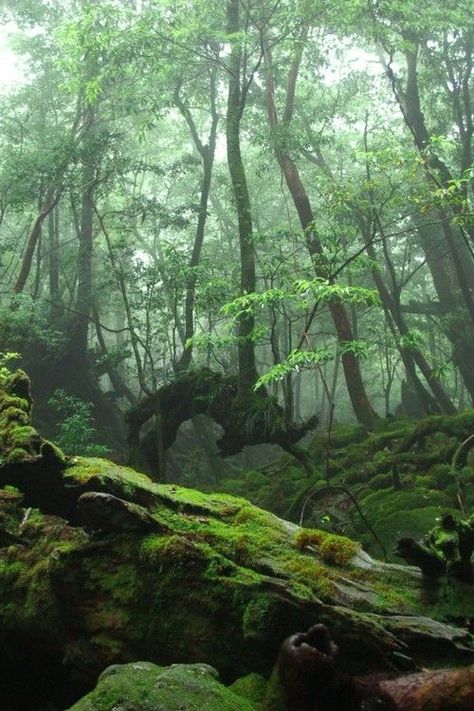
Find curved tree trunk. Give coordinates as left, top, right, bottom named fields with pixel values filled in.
left=14, top=187, right=60, bottom=294
left=262, top=30, right=378, bottom=428
left=174, top=69, right=219, bottom=371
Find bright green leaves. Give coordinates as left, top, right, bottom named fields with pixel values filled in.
left=201, top=279, right=380, bottom=389
left=398, top=329, right=424, bottom=351
left=221, top=279, right=379, bottom=321
left=221, top=288, right=290, bottom=319
left=293, top=278, right=380, bottom=306
left=48, top=389, right=109, bottom=457
left=255, top=347, right=333, bottom=389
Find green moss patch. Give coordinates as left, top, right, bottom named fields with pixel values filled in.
left=68, top=661, right=259, bottom=711
left=295, top=528, right=358, bottom=565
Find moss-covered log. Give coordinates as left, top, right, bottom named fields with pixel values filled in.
left=126, top=369, right=317, bottom=479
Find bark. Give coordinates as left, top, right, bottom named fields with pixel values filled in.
left=93, top=303, right=137, bottom=406
left=363, top=224, right=455, bottom=415
left=69, top=159, right=95, bottom=362
left=47, top=206, right=63, bottom=323
left=302, top=128, right=456, bottom=414
left=14, top=187, right=60, bottom=293
left=385, top=41, right=474, bottom=321
left=374, top=29, right=474, bottom=399
left=416, top=218, right=474, bottom=402
left=94, top=205, right=150, bottom=396
left=14, top=99, right=82, bottom=294
left=126, top=368, right=317, bottom=478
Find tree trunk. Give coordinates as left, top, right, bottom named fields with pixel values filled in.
left=416, top=218, right=474, bottom=402
left=386, top=41, right=474, bottom=322
left=301, top=126, right=457, bottom=415
left=14, top=187, right=60, bottom=293
left=262, top=34, right=378, bottom=428
left=174, top=70, right=219, bottom=371
left=361, top=221, right=456, bottom=415
left=47, top=206, right=63, bottom=324
left=226, top=0, right=259, bottom=395
left=69, top=159, right=95, bottom=362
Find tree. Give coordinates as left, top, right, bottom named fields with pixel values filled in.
left=260, top=5, right=379, bottom=427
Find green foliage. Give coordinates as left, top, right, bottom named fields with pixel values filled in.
left=293, top=279, right=380, bottom=307
left=255, top=347, right=333, bottom=389
left=0, top=0, right=473, bottom=438
left=222, top=280, right=380, bottom=322
left=398, top=329, right=425, bottom=351
left=0, top=297, right=64, bottom=353
left=48, top=389, right=110, bottom=457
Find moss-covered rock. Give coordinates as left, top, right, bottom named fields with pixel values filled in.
left=0, top=454, right=473, bottom=708
left=68, top=662, right=258, bottom=711
left=1, top=373, right=474, bottom=709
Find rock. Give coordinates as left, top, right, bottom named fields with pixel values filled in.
left=0, top=466, right=472, bottom=709
left=382, top=615, right=474, bottom=659
left=67, top=661, right=258, bottom=711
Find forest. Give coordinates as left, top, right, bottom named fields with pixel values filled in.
left=0, top=0, right=474, bottom=709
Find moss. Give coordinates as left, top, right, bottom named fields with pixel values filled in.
left=0, top=395, right=30, bottom=413
left=369, top=472, right=394, bottom=489
left=229, top=672, right=267, bottom=705
left=0, top=406, right=29, bottom=425
left=0, top=373, right=66, bottom=476
left=221, top=478, right=247, bottom=495
left=295, top=528, right=358, bottom=565
left=5, top=424, right=38, bottom=447
left=243, top=596, right=277, bottom=640
left=0, top=484, right=22, bottom=497
left=41, top=439, right=66, bottom=464
left=65, top=457, right=155, bottom=492
left=0, top=559, right=25, bottom=585
left=6, top=447, right=30, bottom=464
left=244, top=471, right=271, bottom=491
left=139, top=533, right=203, bottom=567
left=1, top=407, right=474, bottom=696
left=284, top=557, right=335, bottom=599
left=69, top=661, right=259, bottom=711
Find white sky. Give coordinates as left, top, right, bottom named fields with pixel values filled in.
left=0, top=23, right=26, bottom=94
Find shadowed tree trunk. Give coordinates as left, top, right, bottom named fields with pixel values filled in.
left=14, top=187, right=60, bottom=294
left=226, top=0, right=259, bottom=395
left=47, top=206, right=63, bottom=324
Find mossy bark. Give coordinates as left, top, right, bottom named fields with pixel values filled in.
left=126, top=369, right=317, bottom=479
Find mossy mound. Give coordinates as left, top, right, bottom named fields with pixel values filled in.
left=0, top=370, right=47, bottom=466
left=0, top=370, right=65, bottom=519
left=68, top=662, right=258, bottom=711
